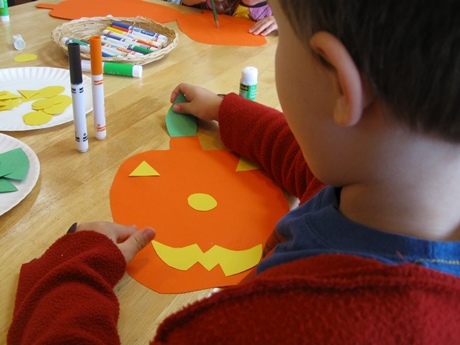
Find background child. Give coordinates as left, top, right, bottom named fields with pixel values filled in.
left=164, top=0, right=278, bottom=36
left=8, top=0, right=460, bottom=343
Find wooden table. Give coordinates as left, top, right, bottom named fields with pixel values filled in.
left=0, top=1, right=279, bottom=343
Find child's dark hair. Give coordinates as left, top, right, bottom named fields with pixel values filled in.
left=278, top=0, right=460, bottom=142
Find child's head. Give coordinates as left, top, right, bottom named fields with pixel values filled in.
left=275, top=0, right=460, bottom=143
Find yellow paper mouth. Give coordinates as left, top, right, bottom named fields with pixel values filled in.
left=152, top=240, right=262, bottom=276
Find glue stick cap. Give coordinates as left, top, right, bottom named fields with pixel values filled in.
left=132, top=65, right=142, bottom=78
left=0, top=14, right=9, bottom=22
left=13, top=34, right=25, bottom=50
left=241, top=66, right=258, bottom=85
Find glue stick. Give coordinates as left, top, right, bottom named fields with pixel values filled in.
left=0, top=0, right=9, bottom=23
left=239, top=66, right=258, bottom=101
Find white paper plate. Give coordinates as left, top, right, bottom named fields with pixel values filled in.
left=0, top=133, right=40, bottom=216
left=0, top=67, right=92, bottom=131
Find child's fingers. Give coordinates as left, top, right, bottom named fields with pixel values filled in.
left=118, top=227, right=156, bottom=263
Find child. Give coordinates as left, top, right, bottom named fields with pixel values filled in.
left=164, top=0, right=278, bottom=36
left=8, top=0, right=460, bottom=343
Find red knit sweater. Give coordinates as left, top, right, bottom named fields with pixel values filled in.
left=8, top=231, right=460, bottom=344
left=8, top=94, right=460, bottom=344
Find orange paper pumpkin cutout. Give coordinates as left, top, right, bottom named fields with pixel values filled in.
left=37, top=0, right=266, bottom=46
left=110, top=115, right=289, bottom=293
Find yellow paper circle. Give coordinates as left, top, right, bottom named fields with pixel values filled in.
left=14, top=54, right=38, bottom=62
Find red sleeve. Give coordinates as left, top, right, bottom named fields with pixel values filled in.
left=152, top=254, right=460, bottom=345
left=218, top=93, right=324, bottom=203
left=7, top=231, right=126, bottom=345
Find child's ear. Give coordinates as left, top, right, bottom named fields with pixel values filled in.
left=309, top=31, right=373, bottom=126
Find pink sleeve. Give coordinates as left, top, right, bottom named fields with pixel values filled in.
left=8, top=231, right=126, bottom=345
left=218, top=93, right=324, bottom=202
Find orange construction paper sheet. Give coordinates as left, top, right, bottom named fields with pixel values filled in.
left=37, top=0, right=266, bottom=46
left=177, top=11, right=266, bottom=46
left=110, top=136, right=289, bottom=293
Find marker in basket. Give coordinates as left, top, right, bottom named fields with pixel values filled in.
left=101, top=42, right=144, bottom=57
left=102, top=33, right=158, bottom=52
left=81, top=60, right=143, bottom=78
left=89, top=36, right=106, bottom=140
left=100, top=35, right=153, bottom=54
left=61, top=37, right=114, bottom=57
left=104, top=27, right=163, bottom=49
left=101, top=30, right=160, bottom=51
left=111, top=21, right=168, bottom=43
left=68, top=43, right=89, bottom=153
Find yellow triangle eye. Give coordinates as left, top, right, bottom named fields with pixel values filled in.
left=236, top=156, right=260, bottom=172
left=129, top=161, right=160, bottom=176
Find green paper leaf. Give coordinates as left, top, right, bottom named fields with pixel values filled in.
left=0, top=148, right=29, bottom=181
left=0, top=177, right=18, bottom=193
left=166, top=93, right=197, bottom=138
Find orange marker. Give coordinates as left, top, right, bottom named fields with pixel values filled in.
left=89, top=36, right=106, bottom=140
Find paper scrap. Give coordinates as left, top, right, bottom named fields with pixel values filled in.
left=0, top=148, right=29, bottom=193
left=0, top=87, right=71, bottom=125
left=14, top=54, right=38, bottom=62
left=23, top=111, right=53, bottom=126
left=0, top=178, right=18, bottom=193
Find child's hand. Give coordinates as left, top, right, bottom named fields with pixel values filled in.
left=75, top=222, right=155, bottom=263
left=170, top=83, right=223, bottom=122
left=249, top=16, right=278, bottom=36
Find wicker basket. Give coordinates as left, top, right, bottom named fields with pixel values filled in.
left=51, top=16, right=178, bottom=65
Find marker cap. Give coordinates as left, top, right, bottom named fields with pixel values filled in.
left=241, top=66, right=258, bottom=85
left=68, top=43, right=83, bottom=84
left=13, top=34, right=25, bottom=50
left=89, top=36, right=103, bottom=75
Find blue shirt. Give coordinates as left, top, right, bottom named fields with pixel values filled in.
left=258, top=186, right=460, bottom=276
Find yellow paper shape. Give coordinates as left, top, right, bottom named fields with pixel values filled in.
left=152, top=241, right=262, bottom=276
left=129, top=161, right=159, bottom=176
left=188, top=193, right=217, bottom=211
left=0, top=99, right=22, bottom=111
left=14, top=54, right=38, bottom=62
left=236, top=156, right=260, bottom=171
left=42, top=103, right=71, bottom=115
left=32, top=98, right=55, bottom=110
left=34, top=86, right=65, bottom=99
left=18, top=90, right=40, bottom=99
left=0, top=91, right=21, bottom=100
left=22, top=111, right=53, bottom=126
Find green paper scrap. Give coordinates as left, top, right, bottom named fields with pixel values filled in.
left=165, top=93, right=197, bottom=138
left=0, top=148, right=29, bottom=181
left=0, top=178, right=18, bottom=193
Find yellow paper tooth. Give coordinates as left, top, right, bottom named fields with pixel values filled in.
left=151, top=241, right=263, bottom=276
